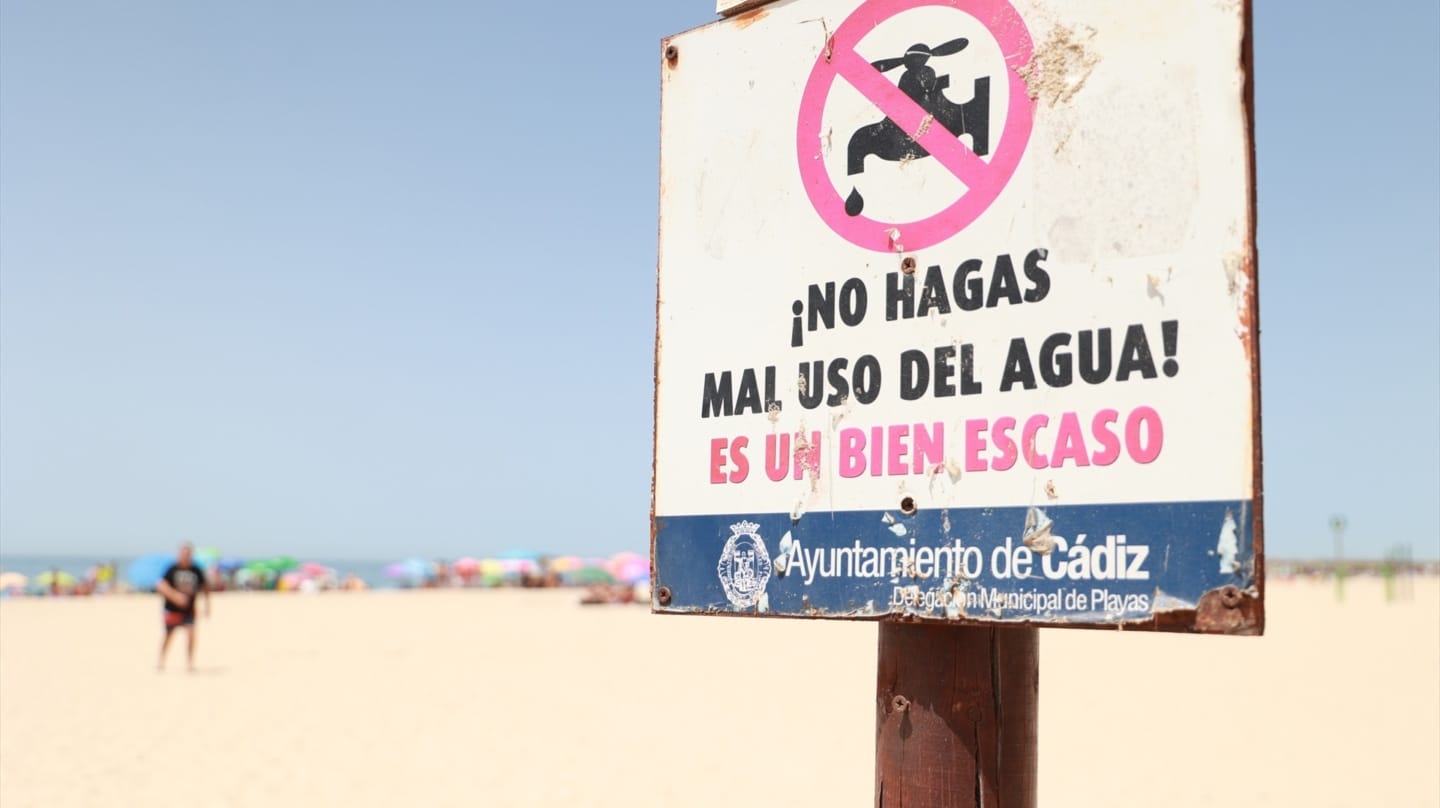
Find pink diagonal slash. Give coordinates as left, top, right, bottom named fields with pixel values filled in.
left=832, top=45, right=994, bottom=190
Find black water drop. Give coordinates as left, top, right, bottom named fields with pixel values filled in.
left=845, top=187, right=864, bottom=216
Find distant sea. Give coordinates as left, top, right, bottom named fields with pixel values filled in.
left=0, top=554, right=399, bottom=589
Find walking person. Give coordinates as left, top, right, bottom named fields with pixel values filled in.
left=156, top=543, right=211, bottom=672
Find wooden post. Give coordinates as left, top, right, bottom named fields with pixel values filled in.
left=875, top=623, right=1039, bottom=807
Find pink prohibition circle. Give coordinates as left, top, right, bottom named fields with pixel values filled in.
left=796, top=0, right=1036, bottom=252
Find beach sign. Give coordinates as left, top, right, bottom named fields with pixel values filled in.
left=653, top=0, right=1261, bottom=633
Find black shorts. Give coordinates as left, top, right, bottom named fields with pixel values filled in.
left=163, top=610, right=195, bottom=631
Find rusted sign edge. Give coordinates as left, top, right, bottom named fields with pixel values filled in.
left=650, top=10, right=778, bottom=616
left=650, top=36, right=671, bottom=605
left=1240, top=0, right=1265, bottom=637
left=717, top=0, right=780, bottom=20
left=658, top=0, right=784, bottom=50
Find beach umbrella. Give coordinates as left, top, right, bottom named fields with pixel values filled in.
left=238, top=560, right=279, bottom=589
left=0, top=571, right=28, bottom=592
left=453, top=557, right=481, bottom=583
left=296, top=563, right=337, bottom=590
left=616, top=561, right=649, bottom=585
left=547, top=555, right=584, bottom=573
left=606, top=551, right=645, bottom=570
left=497, top=558, right=538, bottom=577
left=384, top=558, right=430, bottom=586
left=34, top=570, right=78, bottom=591
left=608, top=552, right=649, bottom=585
left=193, top=547, right=221, bottom=570
left=563, top=566, right=615, bottom=586
left=127, top=553, right=177, bottom=591
left=470, top=559, right=506, bottom=587
left=265, top=556, right=299, bottom=572
left=217, top=556, right=246, bottom=573
left=299, top=562, right=334, bottom=578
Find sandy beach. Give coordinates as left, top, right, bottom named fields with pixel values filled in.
left=1, top=576, right=1436, bottom=807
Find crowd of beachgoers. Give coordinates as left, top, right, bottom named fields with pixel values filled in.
left=6, top=553, right=1432, bottom=605
left=0, top=548, right=651, bottom=605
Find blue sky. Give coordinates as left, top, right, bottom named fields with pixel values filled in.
left=1, top=0, right=1435, bottom=561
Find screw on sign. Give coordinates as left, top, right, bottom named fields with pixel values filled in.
left=797, top=0, right=1035, bottom=252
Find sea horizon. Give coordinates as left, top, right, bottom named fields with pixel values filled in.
left=0, top=553, right=421, bottom=589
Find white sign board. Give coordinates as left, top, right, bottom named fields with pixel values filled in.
left=653, top=0, right=1261, bottom=633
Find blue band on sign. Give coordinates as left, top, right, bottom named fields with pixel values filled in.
left=655, top=500, right=1256, bottom=624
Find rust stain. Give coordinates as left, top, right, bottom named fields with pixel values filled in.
left=1193, top=585, right=1261, bottom=634
left=1241, top=0, right=1266, bottom=638
left=1226, top=252, right=1256, bottom=358
left=732, top=6, right=768, bottom=29
left=649, top=145, right=663, bottom=613
left=1147, top=584, right=1260, bottom=635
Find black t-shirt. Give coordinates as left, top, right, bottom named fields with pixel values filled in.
left=161, top=564, right=204, bottom=615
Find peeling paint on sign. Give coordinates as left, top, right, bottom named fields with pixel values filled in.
left=1015, top=24, right=1101, bottom=106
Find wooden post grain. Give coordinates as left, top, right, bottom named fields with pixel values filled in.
left=875, top=623, right=1038, bottom=807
